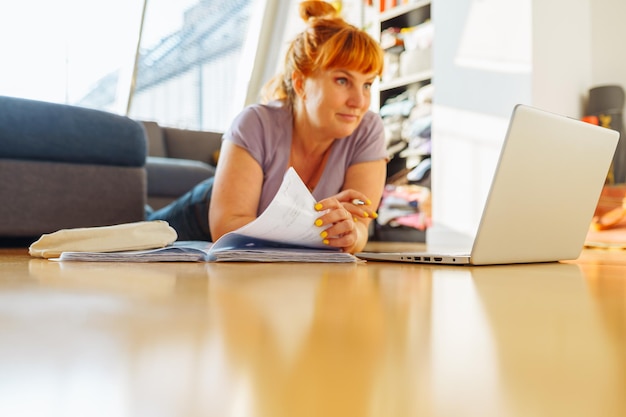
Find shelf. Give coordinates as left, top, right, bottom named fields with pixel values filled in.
left=377, top=0, right=433, bottom=191
left=380, top=0, right=431, bottom=24
left=399, top=148, right=430, bottom=158
left=379, top=70, right=433, bottom=92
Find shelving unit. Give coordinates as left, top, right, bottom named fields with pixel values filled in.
left=372, top=0, right=433, bottom=242
left=377, top=0, right=432, bottom=174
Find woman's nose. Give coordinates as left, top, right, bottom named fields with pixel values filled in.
left=348, top=87, right=368, bottom=108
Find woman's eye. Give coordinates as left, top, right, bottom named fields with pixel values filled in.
left=336, top=77, right=348, bottom=86
left=364, top=83, right=372, bottom=91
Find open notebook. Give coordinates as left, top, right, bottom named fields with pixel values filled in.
left=357, top=104, right=620, bottom=265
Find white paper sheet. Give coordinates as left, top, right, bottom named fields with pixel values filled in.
left=211, top=167, right=330, bottom=251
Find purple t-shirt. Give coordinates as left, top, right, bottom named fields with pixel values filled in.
left=222, top=101, right=387, bottom=215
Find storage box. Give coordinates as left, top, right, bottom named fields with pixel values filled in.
left=399, top=47, right=432, bottom=77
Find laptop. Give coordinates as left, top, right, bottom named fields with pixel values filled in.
left=357, top=104, right=620, bottom=265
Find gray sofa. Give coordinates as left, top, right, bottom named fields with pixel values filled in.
left=0, top=95, right=223, bottom=245
left=142, top=121, right=222, bottom=210
left=0, top=96, right=147, bottom=242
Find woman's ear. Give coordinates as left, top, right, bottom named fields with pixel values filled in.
left=291, top=71, right=306, bottom=99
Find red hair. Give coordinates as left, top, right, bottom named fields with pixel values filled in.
left=262, top=1, right=384, bottom=104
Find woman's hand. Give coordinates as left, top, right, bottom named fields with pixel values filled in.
left=313, top=190, right=378, bottom=253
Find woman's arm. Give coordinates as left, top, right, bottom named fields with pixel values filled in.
left=209, top=140, right=264, bottom=240
left=314, top=158, right=387, bottom=253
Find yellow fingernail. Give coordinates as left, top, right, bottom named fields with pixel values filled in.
left=320, top=230, right=328, bottom=238
left=372, top=212, right=378, bottom=219
left=366, top=199, right=372, bottom=205
left=314, top=203, right=323, bottom=211
left=323, top=239, right=330, bottom=245
left=363, top=212, right=369, bottom=218
left=353, top=217, right=358, bottom=222
left=315, top=219, right=323, bottom=227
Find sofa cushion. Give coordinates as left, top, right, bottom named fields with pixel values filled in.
left=163, top=127, right=222, bottom=164
left=146, top=156, right=215, bottom=197
left=0, top=95, right=146, bottom=167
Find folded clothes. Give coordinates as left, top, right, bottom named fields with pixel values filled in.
left=377, top=185, right=432, bottom=230
left=29, top=220, right=178, bottom=259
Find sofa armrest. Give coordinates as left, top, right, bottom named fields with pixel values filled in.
left=1, top=96, right=146, bottom=167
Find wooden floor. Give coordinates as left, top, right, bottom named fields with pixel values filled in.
left=0, top=243, right=625, bottom=417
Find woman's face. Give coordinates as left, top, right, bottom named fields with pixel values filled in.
left=298, top=68, right=378, bottom=140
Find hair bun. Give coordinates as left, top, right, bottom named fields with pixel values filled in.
left=299, top=1, right=338, bottom=22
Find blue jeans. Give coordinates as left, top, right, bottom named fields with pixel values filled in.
left=147, top=177, right=214, bottom=241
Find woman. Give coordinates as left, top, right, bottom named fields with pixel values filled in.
left=152, top=0, right=387, bottom=254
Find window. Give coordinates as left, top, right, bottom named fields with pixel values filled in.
left=0, top=0, right=254, bottom=132
left=127, top=0, right=254, bottom=131
left=0, top=0, right=143, bottom=113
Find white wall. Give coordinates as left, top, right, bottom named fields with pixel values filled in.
left=531, top=0, right=593, bottom=116
left=590, top=0, right=626, bottom=89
